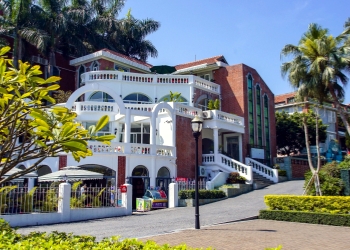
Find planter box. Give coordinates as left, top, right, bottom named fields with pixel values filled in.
left=178, top=197, right=227, bottom=207
left=219, top=184, right=253, bottom=198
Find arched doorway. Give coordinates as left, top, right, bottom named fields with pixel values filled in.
left=79, top=164, right=116, bottom=187
left=156, top=167, right=172, bottom=198
left=130, top=165, right=150, bottom=209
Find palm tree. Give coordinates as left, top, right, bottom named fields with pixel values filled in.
left=281, top=22, right=350, bottom=136
left=110, top=9, right=160, bottom=62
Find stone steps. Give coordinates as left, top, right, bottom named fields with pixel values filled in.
left=252, top=172, right=275, bottom=190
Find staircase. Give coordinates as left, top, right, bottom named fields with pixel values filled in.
left=252, top=172, right=275, bottom=189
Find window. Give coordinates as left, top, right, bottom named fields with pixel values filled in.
left=118, top=123, right=150, bottom=144
left=328, top=111, right=336, bottom=123
left=78, top=66, right=85, bottom=88
left=89, top=91, right=115, bottom=102
left=84, top=122, right=110, bottom=136
left=264, top=95, right=270, bottom=162
left=114, top=64, right=130, bottom=72
left=287, top=97, right=295, bottom=104
left=198, top=98, right=210, bottom=111
left=247, top=74, right=254, bottom=144
left=123, top=93, right=152, bottom=104
left=256, top=85, right=262, bottom=146
left=91, top=61, right=99, bottom=71
left=200, top=74, right=210, bottom=81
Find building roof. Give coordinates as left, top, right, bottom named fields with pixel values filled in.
left=70, top=49, right=153, bottom=72
left=274, top=92, right=296, bottom=104
left=174, top=55, right=228, bottom=71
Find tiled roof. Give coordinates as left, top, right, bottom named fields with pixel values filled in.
left=274, top=92, right=296, bottom=104
left=101, top=49, right=153, bottom=68
left=175, top=55, right=227, bottom=70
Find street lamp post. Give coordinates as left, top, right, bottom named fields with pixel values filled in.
left=191, top=115, right=203, bottom=230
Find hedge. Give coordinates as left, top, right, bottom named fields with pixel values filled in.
left=179, top=190, right=226, bottom=199
left=0, top=219, right=210, bottom=250
left=259, top=210, right=350, bottom=227
left=264, top=195, right=350, bottom=214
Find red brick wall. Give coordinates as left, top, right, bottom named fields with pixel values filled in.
left=118, top=156, right=126, bottom=186
left=176, top=116, right=202, bottom=179
left=58, top=155, right=67, bottom=170
left=214, top=64, right=276, bottom=164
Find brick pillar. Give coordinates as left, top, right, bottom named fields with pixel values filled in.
left=118, top=156, right=126, bottom=186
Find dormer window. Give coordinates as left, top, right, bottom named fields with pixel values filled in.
left=91, top=61, right=99, bottom=71
left=200, top=74, right=210, bottom=81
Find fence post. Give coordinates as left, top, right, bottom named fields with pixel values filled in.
left=206, top=181, right=214, bottom=190
left=122, top=184, right=132, bottom=215
left=58, top=182, right=71, bottom=223
left=168, top=182, right=178, bottom=208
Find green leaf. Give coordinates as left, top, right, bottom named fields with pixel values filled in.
left=88, top=125, right=96, bottom=135
left=42, top=95, right=56, bottom=104
left=34, top=119, right=50, bottom=128
left=95, top=135, right=116, bottom=141
left=0, top=47, right=11, bottom=56
left=46, top=84, right=60, bottom=91
left=95, top=115, right=109, bottom=132
left=61, top=139, right=88, bottom=152
left=0, top=87, right=8, bottom=94
left=45, top=76, right=61, bottom=84
left=30, top=77, right=46, bottom=84
left=34, top=140, right=47, bottom=148
left=60, top=123, right=76, bottom=138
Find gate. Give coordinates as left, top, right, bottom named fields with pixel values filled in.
left=128, top=177, right=150, bottom=209
left=155, top=177, right=172, bottom=197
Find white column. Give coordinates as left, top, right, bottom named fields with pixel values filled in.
left=28, top=178, right=35, bottom=191
left=58, top=182, right=71, bottom=223
left=150, top=156, right=156, bottom=188
left=168, top=183, right=178, bottom=208
left=124, top=109, right=131, bottom=154
left=122, top=183, right=133, bottom=215
left=213, top=128, right=219, bottom=154
left=150, top=109, right=157, bottom=155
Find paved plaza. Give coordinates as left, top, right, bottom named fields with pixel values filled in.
left=16, top=180, right=350, bottom=249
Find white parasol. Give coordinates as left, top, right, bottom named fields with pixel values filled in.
left=38, top=166, right=103, bottom=182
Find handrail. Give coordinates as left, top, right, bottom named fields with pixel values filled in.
left=245, top=157, right=278, bottom=183
left=202, top=153, right=253, bottom=183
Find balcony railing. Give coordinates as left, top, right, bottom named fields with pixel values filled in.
left=212, top=110, right=244, bottom=126
left=72, top=102, right=119, bottom=113
left=81, top=71, right=220, bottom=94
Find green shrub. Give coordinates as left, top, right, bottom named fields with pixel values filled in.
left=179, top=190, right=226, bottom=199
left=278, top=170, right=287, bottom=176
left=264, top=195, right=350, bottom=214
left=304, top=161, right=345, bottom=196
left=226, top=172, right=246, bottom=184
left=259, top=210, right=350, bottom=227
left=0, top=219, right=211, bottom=249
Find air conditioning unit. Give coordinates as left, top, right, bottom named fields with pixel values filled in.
left=199, top=166, right=206, bottom=177
left=31, top=56, right=48, bottom=66
left=202, top=110, right=212, bottom=119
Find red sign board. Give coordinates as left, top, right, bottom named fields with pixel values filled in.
left=176, top=177, right=188, bottom=182
left=120, top=185, right=127, bottom=193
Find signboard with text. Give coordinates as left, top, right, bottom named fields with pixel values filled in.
left=120, top=185, right=127, bottom=193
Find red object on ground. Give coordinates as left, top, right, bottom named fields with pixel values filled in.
left=120, top=185, right=127, bottom=193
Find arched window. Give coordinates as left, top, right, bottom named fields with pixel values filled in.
left=247, top=74, right=254, bottom=144
left=157, top=167, right=170, bottom=178
left=89, top=91, right=115, bottom=102
left=132, top=165, right=149, bottom=176
left=91, top=61, right=99, bottom=71
left=78, top=66, right=85, bottom=88
left=256, top=85, right=262, bottom=146
left=197, top=98, right=210, bottom=111
left=264, top=95, right=271, bottom=163
left=37, top=165, right=52, bottom=176
left=123, top=93, right=152, bottom=104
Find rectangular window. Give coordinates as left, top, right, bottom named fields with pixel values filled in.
left=328, top=111, right=336, bottom=123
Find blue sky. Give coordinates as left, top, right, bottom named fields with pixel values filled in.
left=119, top=0, right=350, bottom=103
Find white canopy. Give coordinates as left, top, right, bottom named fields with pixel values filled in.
left=38, top=166, right=103, bottom=182
left=0, top=168, right=38, bottom=180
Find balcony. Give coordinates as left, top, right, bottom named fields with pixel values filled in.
left=80, top=71, right=220, bottom=94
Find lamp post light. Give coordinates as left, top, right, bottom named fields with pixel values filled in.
left=191, top=115, right=203, bottom=230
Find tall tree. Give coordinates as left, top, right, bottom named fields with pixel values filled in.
left=281, top=22, right=350, bottom=136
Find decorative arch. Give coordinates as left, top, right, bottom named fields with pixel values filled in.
left=90, top=60, right=100, bottom=71
left=195, top=94, right=212, bottom=110
left=37, top=165, right=52, bottom=176
left=157, top=167, right=170, bottom=178
left=151, top=102, right=174, bottom=117
left=77, top=65, right=86, bottom=89
left=132, top=165, right=149, bottom=176
left=65, top=83, right=125, bottom=113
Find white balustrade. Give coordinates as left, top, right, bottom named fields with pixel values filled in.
left=72, top=102, right=118, bottom=113
left=88, top=142, right=124, bottom=153
left=124, top=104, right=154, bottom=112
left=130, top=144, right=151, bottom=155
left=156, top=146, right=173, bottom=156
left=245, top=157, right=278, bottom=183
left=80, top=71, right=220, bottom=94
left=175, top=103, right=200, bottom=117
left=212, top=110, right=244, bottom=126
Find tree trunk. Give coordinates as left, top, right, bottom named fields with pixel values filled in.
left=314, top=108, right=322, bottom=196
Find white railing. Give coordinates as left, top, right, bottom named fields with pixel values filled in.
left=245, top=157, right=278, bottom=183
left=130, top=144, right=151, bottom=155
left=72, top=102, right=119, bottom=113
left=81, top=71, right=220, bottom=94
left=212, top=110, right=244, bottom=126
left=202, top=153, right=253, bottom=183
left=156, top=145, right=173, bottom=156
left=88, top=142, right=125, bottom=154
left=177, top=180, right=207, bottom=191
left=175, top=103, right=201, bottom=117
left=124, top=103, right=154, bottom=112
